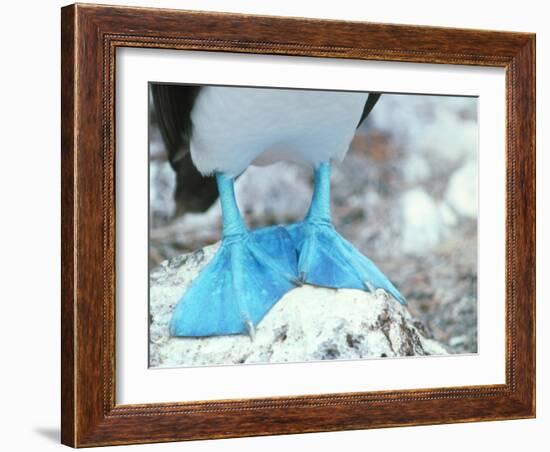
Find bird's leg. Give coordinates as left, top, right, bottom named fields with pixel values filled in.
left=304, top=162, right=333, bottom=225
left=216, top=172, right=248, bottom=237
left=170, top=173, right=298, bottom=337
left=286, top=162, right=406, bottom=304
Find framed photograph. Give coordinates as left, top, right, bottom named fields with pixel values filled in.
left=61, top=3, right=535, bottom=447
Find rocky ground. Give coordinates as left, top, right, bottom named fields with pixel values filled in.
left=149, top=244, right=447, bottom=368
left=149, top=92, right=478, bottom=358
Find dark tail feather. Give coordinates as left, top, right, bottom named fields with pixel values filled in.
left=150, top=84, right=218, bottom=214
left=357, top=92, right=381, bottom=128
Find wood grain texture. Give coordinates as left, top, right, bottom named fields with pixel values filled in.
left=60, top=3, right=536, bottom=447
left=61, top=5, right=76, bottom=446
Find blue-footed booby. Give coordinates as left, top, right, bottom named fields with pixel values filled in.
left=151, top=84, right=405, bottom=337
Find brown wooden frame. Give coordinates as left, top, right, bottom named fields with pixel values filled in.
left=61, top=3, right=536, bottom=447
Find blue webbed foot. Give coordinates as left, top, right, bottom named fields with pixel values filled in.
left=286, top=220, right=406, bottom=305
left=170, top=225, right=298, bottom=337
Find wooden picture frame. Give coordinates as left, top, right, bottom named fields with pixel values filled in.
left=61, top=3, right=535, bottom=447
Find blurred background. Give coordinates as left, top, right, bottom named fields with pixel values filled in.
left=149, top=91, right=478, bottom=354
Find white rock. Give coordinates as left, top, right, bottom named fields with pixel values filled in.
left=400, top=188, right=444, bottom=254
left=445, top=160, right=478, bottom=218
left=403, top=154, right=431, bottom=183
left=149, top=244, right=447, bottom=368
left=438, top=201, right=458, bottom=228
left=149, top=161, right=177, bottom=225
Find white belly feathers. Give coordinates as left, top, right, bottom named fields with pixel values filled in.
left=189, top=86, right=368, bottom=177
